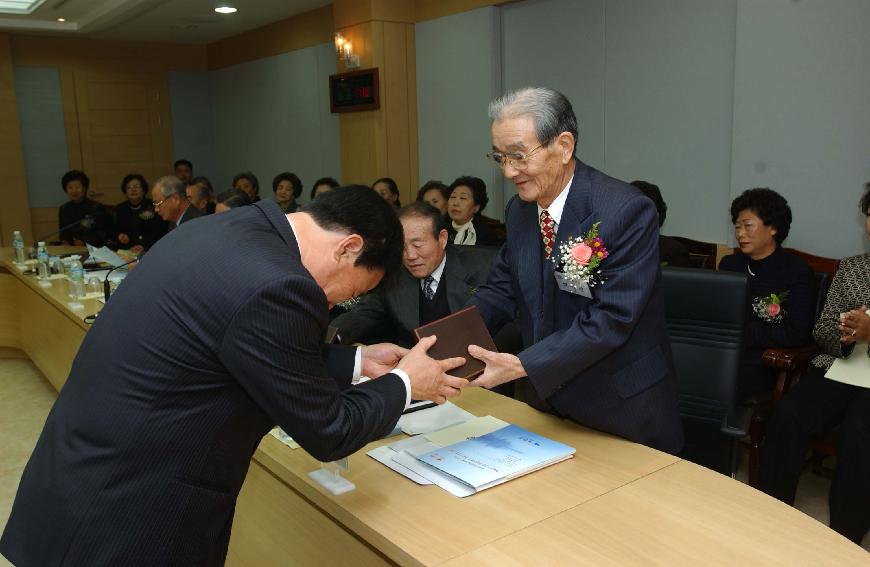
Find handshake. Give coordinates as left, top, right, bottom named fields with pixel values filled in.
left=360, top=336, right=467, bottom=404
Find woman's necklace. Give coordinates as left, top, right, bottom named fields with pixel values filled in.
left=747, top=263, right=756, bottom=277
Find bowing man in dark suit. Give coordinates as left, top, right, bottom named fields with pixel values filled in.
left=151, top=175, right=202, bottom=230
left=467, top=87, right=683, bottom=454
left=333, top=202, right=496, bottom=348
left=0, top=188, right=466, bottom=567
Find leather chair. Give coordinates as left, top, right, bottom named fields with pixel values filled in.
left=662, top=267, right=750, bottom=476
left=743, top=249, right=840, bottom=487
left=671, top=236, right=718, bottom=270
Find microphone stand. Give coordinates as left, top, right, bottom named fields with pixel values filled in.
left=103, top=258, right=139, bottom=303
left=34, top=217, right=89, bottom=245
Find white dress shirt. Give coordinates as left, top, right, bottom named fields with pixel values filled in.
left=536, top=175, right=574, bottom=233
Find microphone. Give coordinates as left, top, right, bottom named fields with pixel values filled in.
left=103, top=257, right=139, bottom=303
left=35, top=215, right=94, bottom=244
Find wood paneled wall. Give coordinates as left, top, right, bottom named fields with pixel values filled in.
left=0, top=34, right=33, bottom=246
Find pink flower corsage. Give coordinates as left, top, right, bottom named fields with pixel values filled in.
left=752, top=291, right=789, bottom=324
left=554, top=222, right=609, bottom=289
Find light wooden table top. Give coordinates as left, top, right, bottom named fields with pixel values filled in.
left=254, top=387, right=676, bottom=566
left=2, top=247, right=103, bottom=329
left=440, top=458, right=870, bottom=566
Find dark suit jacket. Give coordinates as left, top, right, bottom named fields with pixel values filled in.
left=0, top=201, right=406, bottom=567
left=333, top=245, right=496, bottom=348
left=58, top=198, right=114, bottom=246
left=471, top=159, right=683, bottom=454
left=174, top=202, right=202, bottom=228
left=719, top=246, right=816, bottom=363
left=447, top=216, right=501, bottom=247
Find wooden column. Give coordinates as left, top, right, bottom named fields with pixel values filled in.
left=0, top=33, right=33, bottom=245
left=333, top=0, right=419, bottom=205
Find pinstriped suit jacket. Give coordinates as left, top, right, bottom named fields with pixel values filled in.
left=0, top=201, right=406, bottom=567
left=471, top=159, right=683, bottom=454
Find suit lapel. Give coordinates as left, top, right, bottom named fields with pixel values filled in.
left=392, top=269, right=420, bottom=335
left=514, top=199, right=544, bottom=338
left=542, top=161, right=594, bottom=337
left=444, top=248, right=471, bottom=312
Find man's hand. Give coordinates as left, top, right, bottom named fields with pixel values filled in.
left=361, top=343, right=408, bottom=378
left=397, top=335, right=467, bottom=404
left=840, top=306, right=870, bottom=344
left=465, top=345, right=527, bottom=389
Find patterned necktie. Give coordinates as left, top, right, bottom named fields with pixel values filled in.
left=540, top=209, right=556, bottom=260
left=422, top=275, right=436, bottom=300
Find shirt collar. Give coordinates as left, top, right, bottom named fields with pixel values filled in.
left=537, top=174, right=573, bottom=226
left=428, top=253, right=447, bottom=285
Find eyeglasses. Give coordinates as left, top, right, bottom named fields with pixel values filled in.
left=153, top=194, right=188, bottom=209
left=486, top=142, right=546, bottom=169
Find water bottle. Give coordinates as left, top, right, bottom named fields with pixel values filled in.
left=36, top=241, right=50, bottom=281
left=69, top=255, right=85, bottom=302
left=12, top=230, right=25, bottom=264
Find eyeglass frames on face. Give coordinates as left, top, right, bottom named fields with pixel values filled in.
left=153, top=194, right=189, bottom=209
left=486, top=142, right=546, bottom=169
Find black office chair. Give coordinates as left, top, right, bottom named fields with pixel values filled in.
left=662, top=267, right=750, bottom=476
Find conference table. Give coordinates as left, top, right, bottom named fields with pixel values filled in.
left=2, top=248, right=867, bottom=566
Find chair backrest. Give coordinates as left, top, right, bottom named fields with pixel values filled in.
left=479, top=215, right=507, bottom=245
left=671, top=236, right=717, bottom=270
left=782, top=248, right=840, bottom=319
left=662, top=268, right=748, bottom=424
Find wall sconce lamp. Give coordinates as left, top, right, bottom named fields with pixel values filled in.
left=334, top=32, right=360, bottom=68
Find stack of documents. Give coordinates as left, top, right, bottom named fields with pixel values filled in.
left=368, top=415, right=575, bottom=497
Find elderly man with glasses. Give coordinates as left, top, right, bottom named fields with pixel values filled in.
left=151, top=175, right=202, bottom=230
left=465, top=87, right=683, bottom=454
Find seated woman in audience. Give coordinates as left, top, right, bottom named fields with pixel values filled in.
left=58, top=169, right=113, bottom=247
left=631, top=180, right=692, bottom=268
left=232, top=171, right=260, bottom=203
left=373, top=177, right=401, bottom=208
left=188, top=176, right=215, bottom=215
left=446, top=175, right=498, bottom=246
left=761, top=186, right=870, bottom=545
left=273, top=172, right=303, bottom=213
left=214, top=188, right=251, bottom=213
left=416, top=180, right=450, bottom=216
left=310, top=177, right=339, bottom=200
left=114, top=174, right=166, bottom=254
left=719, top=188, right=816, bottom=396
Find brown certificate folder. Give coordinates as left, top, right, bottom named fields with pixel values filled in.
left=413, top=306, right=498, bottom=380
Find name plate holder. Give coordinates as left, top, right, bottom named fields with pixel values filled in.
left=309, top=458, right=355, bottom=495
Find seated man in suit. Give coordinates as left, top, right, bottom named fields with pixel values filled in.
left=333, top=202, right=496, bottom=348
left=151, top=175, right=201, bottom=230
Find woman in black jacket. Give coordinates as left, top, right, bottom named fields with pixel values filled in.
left=446, top=175, right=499, bottom=247
left=114, top=174, right=167, bottom=253
left=719, top=188, right=816, bottom=396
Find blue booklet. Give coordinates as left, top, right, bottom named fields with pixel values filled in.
left=415, top=424, right=575, bottom=492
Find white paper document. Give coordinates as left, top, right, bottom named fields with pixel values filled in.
left=397, top=402, right=475, bottom=435
left=86, top=244, right=128, bottom=268
left=825, top=341, right=870, bottom=388
left=367, top=415, right=510, bottom=495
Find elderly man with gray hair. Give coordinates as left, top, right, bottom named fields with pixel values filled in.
left=465, top=87, right=683, bottom=454
left=151, top=175, right=201, bottom=230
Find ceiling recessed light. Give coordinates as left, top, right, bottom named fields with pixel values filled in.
left=56, top=17, right=65, bottom=22
left=213, top=3, right=236, bottom=14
